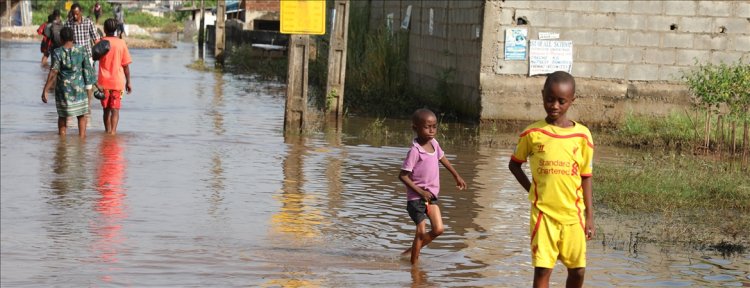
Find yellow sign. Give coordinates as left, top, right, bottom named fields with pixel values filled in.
left=280, top=0, right=326, bottom=35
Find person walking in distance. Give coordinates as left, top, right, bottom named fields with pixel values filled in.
left=114, top=4, right=125, bottom=39
left=92, top=1, right=102, bottom=25
left=65, top=2, right=100, bottom=114
left=37, top=14, right=54, bottom=65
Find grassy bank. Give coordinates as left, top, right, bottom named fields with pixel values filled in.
left=595, top=153, right=750, bottom=244
left=607, top=112, right=700, bottom=148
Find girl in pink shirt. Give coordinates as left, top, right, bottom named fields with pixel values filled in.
left=399, top=108, right=467, bottom=265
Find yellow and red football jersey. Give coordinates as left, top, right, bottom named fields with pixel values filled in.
left=511, top=120, right=594, bottom=225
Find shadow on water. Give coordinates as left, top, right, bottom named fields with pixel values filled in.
left=1, top=40, right=749, bottom=287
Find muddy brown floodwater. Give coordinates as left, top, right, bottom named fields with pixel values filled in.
left=2, top=40, right=748, bottom=287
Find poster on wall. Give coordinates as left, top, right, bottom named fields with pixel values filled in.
left=504, top=28, right=528, bottom=60
left=528, top=40, right=573, bottom=76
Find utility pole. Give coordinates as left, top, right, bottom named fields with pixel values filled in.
left=284, top=35, right=311, bottom=133
left=198, top=0, right=205, bottom=59
left=324, top=0, right=350, bottom=126
left=215, top=0, right=226, bottom=64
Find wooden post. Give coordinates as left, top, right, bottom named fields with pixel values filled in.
left=325, top=0, right=350, bottom=125
left=215, top=0, right=226, bottom=64
left=743, top=120, right=749, bottom=170
left=5, top=0, right=10, bottom=26
left=718, top=115, right=723, bottom=159
left=704, top=109, right=710, bottom=152
left=284, top=35, right=311, bottom=133
left=732, top=120, right=737, bottom=157
left=198, top=0, right=205, bottom=59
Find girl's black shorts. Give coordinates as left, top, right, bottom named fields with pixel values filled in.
left=406, top=196, right=438, bottom=225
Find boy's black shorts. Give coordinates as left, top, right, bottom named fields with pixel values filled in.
left=406, top=196, right=438, bottom=225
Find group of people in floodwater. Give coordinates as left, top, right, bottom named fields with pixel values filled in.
left=37, top=2, right=131, bottom=137
left=32, top=3, right=595, bottom=288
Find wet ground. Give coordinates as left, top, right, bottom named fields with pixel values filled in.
left=1, top=40, right=748, bottom=287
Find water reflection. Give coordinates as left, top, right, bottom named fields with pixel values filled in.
left=41, top=138, right=93, bottom=283
left=271, top=135, right=324, bottom=240
left=211, top=71, right=225, bottom=135
left=50, top=138, right=88, bottom=198
left=323, top=127, right=345, bottom=219
left=410, top=265, right=436, bottom=288
left=206, top=71, right=226, bottom=217
left=206, top=153, right=226, bottom=217
left=92, top=136, right=128, bottom=282
left=460, top=144, right=531, bottom=283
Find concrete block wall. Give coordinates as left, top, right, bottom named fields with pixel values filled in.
left=483, top=0, right=749, bottom=81
left=479, top=0, right=749, bottom=124
left=369, top=0, right=484, bottom=117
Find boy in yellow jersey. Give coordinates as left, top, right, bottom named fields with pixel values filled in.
left=509, top=71, right=594, bottom=288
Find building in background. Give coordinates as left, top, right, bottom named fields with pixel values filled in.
left=368, top=0, right=750, bottom=123
left=1, top=0, right=32, bottom=27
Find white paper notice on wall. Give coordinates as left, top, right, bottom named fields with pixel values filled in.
left=538, top=32, right=560, bottom=40
left=429, top=9, right=434, bottom=35
left=504, top=28, right=528, bottom=60
left=529, top=40, right=573, bottom=76
left=386, top=13, right=394, bottom=33
left=401, top=5, right=412, bottom=30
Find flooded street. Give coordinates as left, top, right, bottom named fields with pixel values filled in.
left=1, top=40, right=748, bottom=287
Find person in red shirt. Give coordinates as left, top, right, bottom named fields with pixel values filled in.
left=96, top=18, right=132, bottom=135
left=37, top=14, right=54, bottom=65
left=92, top=1, right=102, bottom=24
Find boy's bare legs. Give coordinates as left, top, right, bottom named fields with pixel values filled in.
left=110, top=108, right=119, bottom=135
left=103, top=108, right=111, bottom=133
left=58, top=117, right=67, bottom=136
left=533, top=267, right=585, bottom=288
left=566, top=268, right=585, bottom=288
left=103, top=108, right=121, bottom=135
left=533, top=267, right=553, bottom=288
left=407, top=204, right=444, bottom=264
left=76, top=115, right=87, bottom=138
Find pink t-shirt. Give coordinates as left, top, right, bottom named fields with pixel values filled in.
left=401, top=138, right=445, bottom=201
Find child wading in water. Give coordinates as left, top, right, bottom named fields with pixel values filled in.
left=508, top=71, right=595, bottom=288
left=399, top=108, right=467, bottom=265
left=97, top=18, right=133, bottom=135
